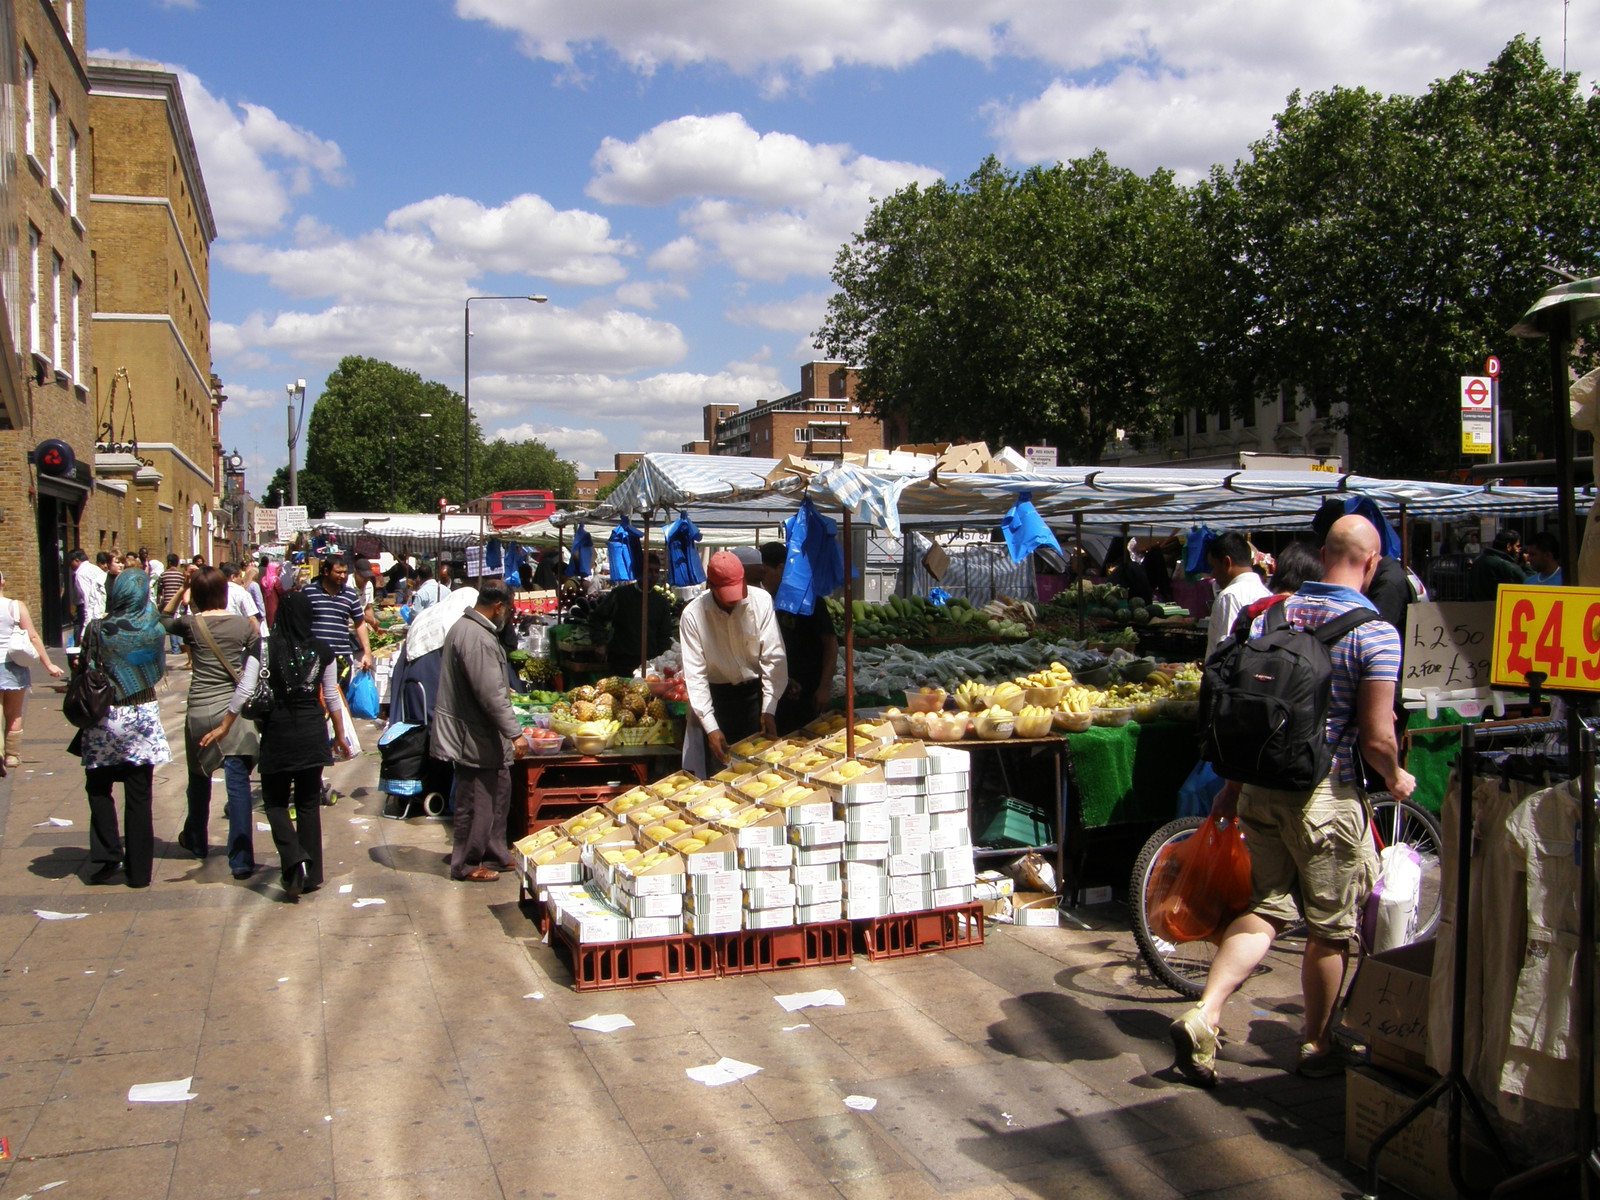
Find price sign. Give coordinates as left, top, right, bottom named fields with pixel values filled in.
left=1491, top=584, right=1600, bottom=692
left=1401, top=601, right=1495, bottom=694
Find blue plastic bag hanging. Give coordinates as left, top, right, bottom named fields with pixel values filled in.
left=664, top=510, right=705, bottom=586
left=347, top=669, right=381, bottom=720
left=1183, top=526, right=1217, bottom=575
left=999, top=492, right=1061, bottom=563
left=929, top=587, right=952, bottom=607
left=775, top=498, right=845, bottom=617
left=564, top=526, right=594, bottom=578
left=608, top=518, right=642, bottom=583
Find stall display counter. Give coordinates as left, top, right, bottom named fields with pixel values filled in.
left=513, top=745, right=682, bottom=837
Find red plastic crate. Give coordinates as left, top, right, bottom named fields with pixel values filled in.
left=720, top=921, right=854, bottom=975
left=553, top=923, right=720, bottom=991
left=857, top=902, right=986, bottom=961
left=526, top=786, right=622, bottom=832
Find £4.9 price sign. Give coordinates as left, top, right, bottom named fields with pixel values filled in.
left=1491, top=584, right=1600, bottom=692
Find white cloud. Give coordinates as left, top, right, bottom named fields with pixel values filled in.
left=614, top=280, right=689, bottom=310
left=218, top=381, right=278, bottom=412
left=466, top=360, right=780, bottom=422
left=388, top=194, right=633, bottom=285
left=726, top=290, right=832, bottom=333
left=648, top=236, right=702, bottom=274
left=590, top=114, right=938, bottom=282
left=172, top=67, right=345, bottom=238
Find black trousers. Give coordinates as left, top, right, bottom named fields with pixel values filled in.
left=450, top=764, right=511, bottom=878
left=86, top=763, right=155, bottom=887
left=705, top=679, right=762, bottom=761
left=262, top=767, right=325, bottom=887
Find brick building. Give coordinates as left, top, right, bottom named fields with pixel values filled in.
left=684, top=361, right=884, bottom=461
left=572, top=451, right=641, bottom=503
left=0, top=0, right=138, bottom=643
left=88, top=55, right=220, bottom=567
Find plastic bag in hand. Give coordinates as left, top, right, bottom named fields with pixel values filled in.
left=1147, top=816, right=1253, bottom=944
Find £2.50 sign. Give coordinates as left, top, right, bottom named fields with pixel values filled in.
left=1491, top=585, right=1600, bottom=691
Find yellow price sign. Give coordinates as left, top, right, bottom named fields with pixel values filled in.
left=1490, top=584, right=1600, bottom=691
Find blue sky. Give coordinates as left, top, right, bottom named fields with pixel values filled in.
left=90, top=0, right=1588, bottom=491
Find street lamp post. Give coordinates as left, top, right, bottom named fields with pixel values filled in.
left=285, top=378, right=307, bottom=506
left=463, top=295, right=546, bottom=507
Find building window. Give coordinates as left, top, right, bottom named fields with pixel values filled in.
left=67, top=125, right=78, bottom=213
left=69, top=275, right=81, bottom=382
left=47, top=90, right=58, bottom=189
left=50, top=252, right=62, bottom=365
left=22, top=50, right=35, bottom=160
left=1171, top=411, right=1185, bottom=437
left=1195, top=410, right=1207, bottom=435
left=794, top=428, right=808, bottom=443
left=1217, top=407, right=1231, bottom=432
left=1281, top=390, right=1295, bottom=422
left=1242, top=401, right=1256, bottom=428
left=27, top=226, right=40, bottom=355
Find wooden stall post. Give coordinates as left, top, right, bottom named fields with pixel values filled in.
left=1398, top=501, right=1410, bottom=570
left=1073, top=511, right=1085, bottom=636
left=639, top=514, right=651, bottom=677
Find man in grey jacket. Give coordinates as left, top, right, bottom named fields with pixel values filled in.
left=432, top=583, right=527, bottom=882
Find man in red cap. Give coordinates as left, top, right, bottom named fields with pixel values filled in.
left=679, top=549, right=788, bottom=768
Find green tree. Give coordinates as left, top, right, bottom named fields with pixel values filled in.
left=1196, top=37, right=1600, bottom=476
left=475, top=437, right=578, bottom=499
left=262, top=465, right=335, bottom=520
left=818, top=154, right=1204, bottom=464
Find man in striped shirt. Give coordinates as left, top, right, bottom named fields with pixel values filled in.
left=305, top=555, right=373, bottom=684
left=1171, top=515, right=1415, bottom=1088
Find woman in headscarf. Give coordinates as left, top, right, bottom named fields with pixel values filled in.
left=162, top=565, right=259, bottom=879
left=78, top=567, right=170, bottom=888
left=202, top=589, right=349, bottom=900
left=0, top=566, right=65, bottom=769
left=259, top=556, right=280, bottom=628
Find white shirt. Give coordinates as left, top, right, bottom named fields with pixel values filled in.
left=226, top=581, right=261, bottom=621
left=678, top=586, right=788, bottom=735
left=1207, top=569, right=1271, bottom=657
left=76, top=561, right=106, bottom=623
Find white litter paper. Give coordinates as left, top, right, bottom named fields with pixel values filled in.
left=569, top=1013, right=634, bottom=1033
left=351, top=898, right=386, bottom=908
left=843, top=1095, right=878, bottom=1112
left=127, top=1077, right=197, bottom=1103
left=338, top=884, right=354, bottom=894
left=34, top=910, right=88, bottom=921
left=256, top=822, right=271, bottom=832
left=277, top=977, right=289, bottom=983
left=774, top=988, right=846, bottom=1013
left=686, top=1057, right=762, bottom=1087
left=33, top=817, right=72, bottom=827
left=781, top=1024, right=811, bottom=1033
left=524, top=992, right=545, bottom=1000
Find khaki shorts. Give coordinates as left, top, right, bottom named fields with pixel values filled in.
left=1237, top=777, right=1376, bottom=944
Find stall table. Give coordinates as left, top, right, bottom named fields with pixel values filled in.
left=512, top=745, right=682, bottom=837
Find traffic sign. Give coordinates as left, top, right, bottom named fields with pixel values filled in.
left=1460, top=376, right=1492, bottom=410
left=277, top=504, right=309, bottom=534
left=1491, top=584, right=1600, bottom=692
left=1024, top=445, right=1057, bottom=469
left=1485, top=355, right=1501, bottom=379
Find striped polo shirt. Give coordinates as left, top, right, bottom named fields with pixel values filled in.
left=305, top=580, right=364, bottom=659
left=1248, top=580, right=1402, bottom=784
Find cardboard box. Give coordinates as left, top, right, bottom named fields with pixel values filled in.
left=1014, top=891, right=1060, bottom=927
left=669, top=828, right=740, bottom=875
left=928, top=825, right=972, bottom=853
left=615, top=848, right=688, bottom=896
left=647, top=770, right=701, bottom=799
left=739, top=843, right=795, bottom=870
left=844, top=842, right=889, bottom=862
left=935, top=441, right=991, bottom=475
left=884, top=791, right=926, bottom=818
left=745, top=884, right=798, bottom=910
left=629, top=915, right=684, bottom=939
left=687, top=869, right=742, bottom=897
left=845, top=813, right=892, bottom=843
left=557, top=901, right=632, bottom=944
left=744, top=906, right=796, bottom=930
left=716, top=804, right=788, bottom=848
left=764, top=454, right=831, bottom=484
left=846, top=876, right=891, bottom=902
left=795, top=845, right=844, bottom=866
left=932, top=884, right=974, bottom=908
left=889, top=832, right=932, bottom=857
left=924, top=788, right=970, bottom=814
left=797, top=901, right=844, bottom=924
left=1343, top=940, right=1436, bottom=1083
left=1344, top=1065, right=1501, bottom=1200
left=845, top=861, right=886, bottom=883
left=742, top=867, right=791, bottom=890
left=845, top=894, right=893, bottom=920
left=791, top=862, right=840, bottom=886
left=933, top=862, right=978, bottom=889
left=891, top=813, right=931, bottom=838
left=616, top=890, right=684, bottom=918
left=789, top=820, right=847, bottom=848
left=684, top=891, right=742, bottom=918
left=888, top=852, right=932, bottom=877
left=684, top=908, right=743, bottom=935
left=923, top=771, right=969, bottom=795
left=797, top=879, right=844, bottom=906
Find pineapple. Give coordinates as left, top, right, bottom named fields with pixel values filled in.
left=621, top=693, right=646, bottom=716
left=550, top=701, right=572, bottom=720
left=644, top=698, right=667, bottom=721
left=618, top=709, right=638, bottom=728
left=571, top=700, right=598, bottom=722
left=571, top=685, right=597, bottom=703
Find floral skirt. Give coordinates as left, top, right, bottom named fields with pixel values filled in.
left=79, top=700, right=173, bottom=769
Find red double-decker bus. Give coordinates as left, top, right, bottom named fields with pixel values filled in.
left=469, top=490, right=557, bottom=530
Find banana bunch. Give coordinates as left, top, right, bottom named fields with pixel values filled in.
left=991, top=681, right=1024, bottom=706
left=1019, top=662, right=1075, bottom=688
left=1059, top=686, right=1102, bottom=714
left=1145, top=669, right=1173, bottom=687
left=979, top=705, right=1015, bottom=722
left=953, top=680, right=990, bottom=710
left=1017, top=704, right=1054, bottom=719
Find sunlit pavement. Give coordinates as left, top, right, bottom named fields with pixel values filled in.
left=0, top=672, right=1358, bottom=1200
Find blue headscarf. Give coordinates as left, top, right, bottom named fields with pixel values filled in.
left=94, top=569, right=166, bottom=699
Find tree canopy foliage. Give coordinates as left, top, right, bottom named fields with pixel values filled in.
left=280, top=356, right=576, bottom=516
left=820, top=37, right=1600, bottom=476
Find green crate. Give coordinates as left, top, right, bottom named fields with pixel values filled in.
left=976, top=797, right=1053, bottom=849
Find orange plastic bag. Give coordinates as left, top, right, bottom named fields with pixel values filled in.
left=1148, top=816, right=1254, bottom=944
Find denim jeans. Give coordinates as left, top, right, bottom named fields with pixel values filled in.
left=184, top=755, right=257, bottom=873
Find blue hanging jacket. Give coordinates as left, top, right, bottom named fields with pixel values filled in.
left=485, top=538, right=504, bottom=572
left=999, top=492, right=1062, bottom=563
left=664, top=511, right=705, bottom=586
left=774, top=498, right=845, bottom=617
left=608, top=519, right=642, bottom=583
left=1342, top=496, right=1404, bottom=560
left=564, top=526, right=594, bottom=578
left=1184, top=526, right=1217, bottom=575
left=502, top=541, right=526, bottom=582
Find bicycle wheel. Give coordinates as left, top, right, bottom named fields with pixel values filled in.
left=1367, top=792, right=1444, bottom=941
left=1129, top=816, right=1214, bottom=999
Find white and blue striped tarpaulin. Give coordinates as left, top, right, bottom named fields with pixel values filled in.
left=552, top=453, right=1566, bottom=539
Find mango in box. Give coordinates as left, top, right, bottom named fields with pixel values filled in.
left=513, top=827, right=564, bottom=855
left=765, top=782, right=820, bottom=808
left=607, top=788, right=653, bottom=816
left=733, top=770, right=790, bottom=799
left=526, top=836, right=576, bottom=866
left=626, top=802, right=677, bottom=827
left=649, top=771, right=698, bottom=798
left=599, top=846, right=643, bottom=866
left=753, top=740, right=806, bottom=764
left=728, top=733, right=774, bottom=758
left=690, top=794, right=742, bottom=819
left=805, top=712, right=847, bottom=736
left=814, top=760, right=873, bottom=786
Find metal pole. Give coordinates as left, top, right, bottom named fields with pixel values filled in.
left=843, top=507, right=856, bottom=761
left=463, top=302, right=471, bottom=509
left=1552, top=331, right=1580, bottom=587
left=639, top=515, right=651, bottom=678
left=288, top=397, right=298, bottom=507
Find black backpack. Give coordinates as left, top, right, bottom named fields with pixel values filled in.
left=1198, top=603, right=1382, bottom=791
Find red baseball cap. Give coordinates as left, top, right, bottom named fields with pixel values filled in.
left=707, top=550, right=747, bottom=604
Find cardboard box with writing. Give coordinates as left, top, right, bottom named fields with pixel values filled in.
left=1344, top=1065, right=1501, bottom=1200
left=1343, top=939, right=1436, bottom=1084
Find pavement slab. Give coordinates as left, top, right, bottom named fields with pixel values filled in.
left=0, top=671, right=1375, bottom=1199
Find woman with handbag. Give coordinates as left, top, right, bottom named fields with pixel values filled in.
left=78, top=568, right=170, bottom=888
left=202, top=590, right=349, bottom=900
left=0, top=567, right=65, bottom=769
left=161, top=566, right=259, bottom=879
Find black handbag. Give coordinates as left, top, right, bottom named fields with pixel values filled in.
left=241, top=658, right=274, bottom=722
left=64, top=622, right=114, bottom=729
